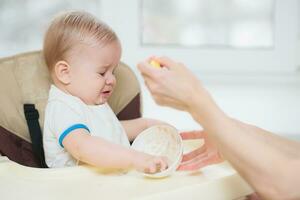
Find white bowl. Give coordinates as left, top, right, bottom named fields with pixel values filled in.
left=131, top=125, right=183, bottom=178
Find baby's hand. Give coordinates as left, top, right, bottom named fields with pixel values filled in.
left=134, top=152, right=168, bottom=174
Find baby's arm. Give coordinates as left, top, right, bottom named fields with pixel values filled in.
left=63, top=129, right=168, bottom=172
left=120, top=118, right=166, bottom=141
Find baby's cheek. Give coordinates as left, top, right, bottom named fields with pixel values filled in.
left=111, top=77, right=117, bottom=86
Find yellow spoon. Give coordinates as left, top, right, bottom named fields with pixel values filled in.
left=150, top=60, right=161, bottom=69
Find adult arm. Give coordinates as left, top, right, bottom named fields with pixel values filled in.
left=138, top=56, right=300, bottom=200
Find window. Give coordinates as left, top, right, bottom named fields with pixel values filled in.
left=100, top=0, right=298, bottom=75
left=141, top=0, right=274, bottom=48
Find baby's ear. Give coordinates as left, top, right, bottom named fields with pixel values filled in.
left=54, top=61, right=71, bottom=84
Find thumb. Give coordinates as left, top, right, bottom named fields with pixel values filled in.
left=137, top=60, right=158, bottom=79
left=155, top=56, right=182, bottom=71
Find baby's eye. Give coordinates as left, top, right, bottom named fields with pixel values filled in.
left=98, top=72, right=105, bottom=76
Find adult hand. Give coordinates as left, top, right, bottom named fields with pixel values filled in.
left=137, top=56, right=210, bottom=112
left=177, top=130, right=223, bottom=170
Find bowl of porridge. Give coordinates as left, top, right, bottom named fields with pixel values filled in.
left=131, top=124, right=183, bottom=178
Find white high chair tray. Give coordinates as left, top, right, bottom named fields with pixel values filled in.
left=0, top=155, right=253, bottom=200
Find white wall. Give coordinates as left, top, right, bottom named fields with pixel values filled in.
left=141, top=80, right=300, bottom=136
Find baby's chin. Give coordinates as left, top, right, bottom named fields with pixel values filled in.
left=82, top=97, right=107, bottom=106
left=84, top=92, right=113, bottom=105
left=95, top=96, right=110, bottom=105
left=93, top=99, right=106, bottom=105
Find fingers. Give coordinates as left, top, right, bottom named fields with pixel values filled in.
left=177, top=155, right=213, bottom=171
left=143, top=76, right=158, bottom=93
left=142, top=56, right=174, bottom=69
left=180, top=149, right=208, bottom=167
left=158, top=156, right=168, bottom=171
left=154, top=56, right=178, bottom=70
left=138, top=56, right=181, bottom=78
left=137, top=61, right=157, bottom=78
left=145, top=156, right=169, bottom=174
left=147, top=163, right=158, bottom=174
left=146, top=56, right=156, bottom=63
left=177, top=151, right=223, bottom=171
left=177, top=156, right=211, bottom=171
left=138, top=61, right=166, bottom=95
left=180, top=130, right=205, bottom=140
left=181, top=145, right=207, bottom=162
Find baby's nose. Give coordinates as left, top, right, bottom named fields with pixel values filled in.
left=105, top=73, right=115, bottom=85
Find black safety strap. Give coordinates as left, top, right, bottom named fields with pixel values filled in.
left=24, top=104, right=48, bottom=168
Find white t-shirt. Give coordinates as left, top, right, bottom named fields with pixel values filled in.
left=43, top=85, right=130, bottom=168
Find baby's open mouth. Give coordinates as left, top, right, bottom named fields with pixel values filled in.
left=101, top=90, right=112, bottom=97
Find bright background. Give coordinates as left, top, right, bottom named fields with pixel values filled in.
left=1, top=0, right=300, bottom=139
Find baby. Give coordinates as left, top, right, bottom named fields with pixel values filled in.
left=42, top=11, right=168, bottom=174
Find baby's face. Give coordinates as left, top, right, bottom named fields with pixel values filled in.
left=66, top=40, right=121, bottom=105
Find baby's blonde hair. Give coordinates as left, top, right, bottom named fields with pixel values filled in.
left=43, top=11, right=118, bottom=71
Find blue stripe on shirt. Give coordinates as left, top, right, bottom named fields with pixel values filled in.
left=59, top=124, right=90, bottom=148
